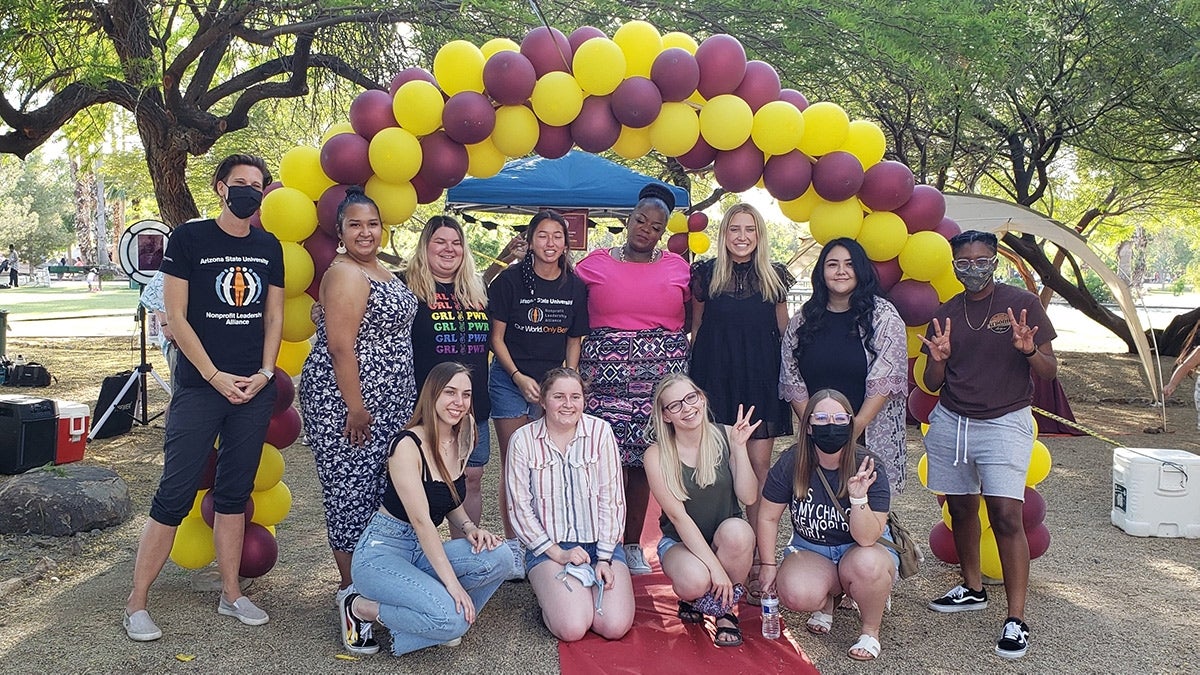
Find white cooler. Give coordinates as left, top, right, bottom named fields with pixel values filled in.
left=1111, top=447, right=1200, bottom=538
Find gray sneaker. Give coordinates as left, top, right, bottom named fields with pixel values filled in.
left=623, top=544, right=652, bottom=575
left=218, top=595, right=270, bottom=626
left=123, top=609, right=163, bottom=642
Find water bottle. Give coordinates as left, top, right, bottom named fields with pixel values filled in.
left=761, top=591, right=781, bottom=639
left=14, top=354, right=25, bottom=366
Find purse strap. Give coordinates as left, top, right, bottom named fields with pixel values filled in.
left=813, top=461, right=900, bottom=553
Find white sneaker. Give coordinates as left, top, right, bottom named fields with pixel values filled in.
left=217, top=595, right=270, bottom=626
left=123, top=609, right=162, bottom=642
left=623, top=543, right=652, bottom=575
left=335, top=584, right=356, bottom=608
left=504, top=539, right=527, bottom=581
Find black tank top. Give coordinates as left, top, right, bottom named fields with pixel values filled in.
left=381, top=430, right=466, bottom=526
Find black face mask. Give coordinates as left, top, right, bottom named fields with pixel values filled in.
left=224, top=184, right=263, bottom=219
left=809, top=424, right=852, bottom=454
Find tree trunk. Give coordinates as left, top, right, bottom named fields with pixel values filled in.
left=137, top=122, right=200, bottom=227
left=1156, top=307, right=1200, bottom=357
left=71, top=159, right=97, bottom=263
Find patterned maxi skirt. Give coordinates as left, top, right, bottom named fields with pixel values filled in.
left=579, top=328, right=689, bottom=467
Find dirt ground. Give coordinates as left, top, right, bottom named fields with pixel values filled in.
left=0, top=338, right=1198, bottom=674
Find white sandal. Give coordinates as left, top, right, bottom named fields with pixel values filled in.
left=805, top=610, right=834, bottom=634
left=848, top=633, right=881, bottom=661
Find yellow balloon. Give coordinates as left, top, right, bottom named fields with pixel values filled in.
left=279, top=147, right=334, bottom=202
left=920, top=422, right=930, bottom=435
left=393, top=80, right=445, bottom=137
left=913, top=352, right=940, bottom=395
left=899, top=231, right=954, bottom=282
left=699, top=94, right=753, bottom=151
left=170, top=517, right=215, bottom=570
left=612, top=125, right=652, bottom=159
left=687, top=89, right=708, bottom=107
left=572, top=38, right=626, bottom=96
left=254, top=443, right=285, bottom=492
left=906, top=325, right=925, bottom=358
left=808, top=197, right=864, bottom=244
left=276, top=339, right=312, bottom=377
left=917, top=453, right=929, bottom=487
left=481, top=37, right=520, bottom=60
left=530, top=72, right=584, bottom=126
left=1026, top=440, right=1051, bottom=486
left=931, top=266, right=965, bottom=302
left=320, top=122, right=355, bottom=144
left=1032, top=413, right=1039, bottom=440
left=613, top=20, right=662, bottom=77
left=189, top=488, right=209, bottom=519
left=979, top=527, right=1004, bottom=580
left=281, top=294, right=316, bottom=343
left=856, top=211, right=908, bottom=262
left=280, top=242, right=314, bottom=298
left=364, top=176, right=417, bottom=225
left=779, top=186, right=821, bottom=223
left=839, top=120, right=887, bottom=168
left=688, top=231, right=711, bottom=255
left=940, top=500, right=991, bottom=531
left=798, top=101, right=850, bottom=157
left=434, top=39, right=485, bottom=95
left=466, top=138, right=506, bottom=178
left=661, top=31, right=698, bottom=54
left=667, top=212, right=688, bottom=234
left=381, top=226, right=392, bottom=249
left=751, top=101, right=805, bottom=156
left=492, top=105, right=540, bottom=157
left=250, top=481, right=293, bottom=527
left=649, top=101, right=701, bottom=157
left=368, top=127, right=422, bottom=184
left=260, top=187, right=317, bottom=243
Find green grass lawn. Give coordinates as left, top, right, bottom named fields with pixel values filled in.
left=0, top=285, right=143, bottom=317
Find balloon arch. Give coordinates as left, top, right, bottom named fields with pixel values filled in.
left=170, top=21, right=1055, bottom=577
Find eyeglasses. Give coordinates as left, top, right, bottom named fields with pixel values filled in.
left=952, top=256, right=998, bottom=272
left=809, top=412, right=852, bottom=425
left=663, top=391, right=701, bottom=414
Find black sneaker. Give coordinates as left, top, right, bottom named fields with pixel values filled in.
left=995, top=617, right=1029, bottom=659
left=340, top=592, right=380, bottom=655
left=928, top=584, right=988, bottom=612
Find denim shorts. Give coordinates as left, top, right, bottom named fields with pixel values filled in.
left=656, top=536, right=681, bottom=561
left=786, top=528, right=901, bottom=570
left=488, top=360, right=543, bottom=420
left=467, top=418, right=491, bottom=468
left=525, top=541, right=627, bottom=573
left=924, top=403, right=1034, bottom=500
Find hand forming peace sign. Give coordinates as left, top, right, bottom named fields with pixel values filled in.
left=1007, top=307, right=1039, bottom=355
left=730, top=404, right=762, bottom=446
left=847, top=455, right=877, bottom=500
left=917, top=318, right=952, bottom=362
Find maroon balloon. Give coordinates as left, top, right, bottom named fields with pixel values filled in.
left=239, top=523, right=279, bottom=578
left=907, top=387, right=939, bottom=424
left=934, top=216, right=962, bottom=241
left=272, top=369, right=294, bottom=415
left=266, top=406, right=302, bottom=449
left=442, top=92, right=497, bottom=145
left=687, top=212, right=708, bottom=232
left=936, top=493, right=947, bottom=506
left=408, top=173, right=441, bottom=205
left=1027, top=523, right=1051, bottom=559
left=348, top=89, right=398, bottom=140
left=695, top=34, right=747, bottom=99
left=650, top=48, right=701, bottom=102
left=895, top=184, right=947, bottom=234
left=535, top=122, right=573, bottom=159
left=763, top=150, right=813, bottom=201
left=197, top=449, right=218, bottom=490
left=249, top=212, right=263, bottom=230
left=201, top=492, right=254, bottom=527
left=811, top=151, right=865, bottom=202
left=732, top=60, right=781, bottom=112
left=320, top=133, right=372, bottom=186
left=887, top=279, right=940, bottom=326
left=779, top=88, right=809, bottom=112
left=873, top=257, right=903, bottom=293
left=316, top=185, right=352, bottom=239
left=303, top=230, right=339, bottom=295
left=571, top=96, right=621, bottom=153
left=676, top=136, right=718, bottom=170
left=929, top=522, right=959, bottom=564
left=521, top=26, right=573, bottom=77
left=568, top=26, right=607, bottom=52
left=483, top=50, right=537, bottom=106
left=1023, top=487, right=1047, bottom=529
left=713, top=141, right=765, bottom=193
left=263, top=181, right=284, bottom=195
left=859, top=161, right=916, bottom=212
left=389, top=67, right=438, bottom=96
left=667, top=232, right=690, bottom=256
left=417, top=131, right=469, bottom=189
left=610, top=77, right=663, bottom=129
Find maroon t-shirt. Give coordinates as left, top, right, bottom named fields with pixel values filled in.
left=923, top=283, right=1056, bottom=419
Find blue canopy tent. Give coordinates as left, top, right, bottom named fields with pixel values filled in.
left=445, top=151, right=690, bottom=219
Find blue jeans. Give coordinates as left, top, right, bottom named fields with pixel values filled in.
left=350, top=511, right=510, bottom=655
left=467, top=418, right=491, bottom=468
left=787, top=527, right=901, bottom=570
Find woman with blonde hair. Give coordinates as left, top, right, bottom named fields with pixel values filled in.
left=644, top=374, right=759, bottom=647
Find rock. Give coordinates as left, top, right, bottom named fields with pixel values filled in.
left=0, top=465, right=132, bottom=536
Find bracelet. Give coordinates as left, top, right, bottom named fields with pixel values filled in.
left=258, top=367, right=275, bottom=381
left=205, top=370, right=219, bottom=382
left=1020, top=347, right=1038, bottom=357
left=758, top=562, right=777, bottom=566
left=849, top=495, right=869, bottom=505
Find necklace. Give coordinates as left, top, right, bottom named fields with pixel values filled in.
left=963, top=291, right=995, bottom=331
left=616, top=245, right=660, bottom=264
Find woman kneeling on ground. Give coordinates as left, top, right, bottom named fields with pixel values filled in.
left=645, top=374, right=759, bottom=647
left=506, top=368, right=635, bottom=641
left=341, top=362, right=510, bottom=656
left=755, top=389, right=898, bottom=661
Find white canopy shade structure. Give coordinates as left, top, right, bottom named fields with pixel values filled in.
left=943, top=193, right=1158, bottom=401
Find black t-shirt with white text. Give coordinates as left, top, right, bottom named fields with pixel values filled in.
left=487, top=265, right=589, bottom=382
left=160, top=219, right=285, bottom=388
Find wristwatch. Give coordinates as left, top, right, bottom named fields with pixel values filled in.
left=258, top=368, right=276, bottom=381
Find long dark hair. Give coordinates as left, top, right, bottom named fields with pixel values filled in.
left=794, top=237, right=881, bottom=363
left=521, top=210, right=574, bottom=295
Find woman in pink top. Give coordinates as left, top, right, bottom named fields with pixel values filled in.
left=575, top=182, right=691, bottom=576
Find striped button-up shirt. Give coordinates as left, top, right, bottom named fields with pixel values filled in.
left=506, top=414, right=625, bottom=560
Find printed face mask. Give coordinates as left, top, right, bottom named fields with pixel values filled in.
left=955, top=267, right=993, bottom=293
left=224, top=184, right=263, bottom=219
left=810, top=423, right=851, bottom=454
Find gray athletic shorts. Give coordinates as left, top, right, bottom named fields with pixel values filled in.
left=923, top=403, right=1033, bottom=501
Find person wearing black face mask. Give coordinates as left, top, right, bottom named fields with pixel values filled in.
left=754, top=389, right=898, bottom=662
